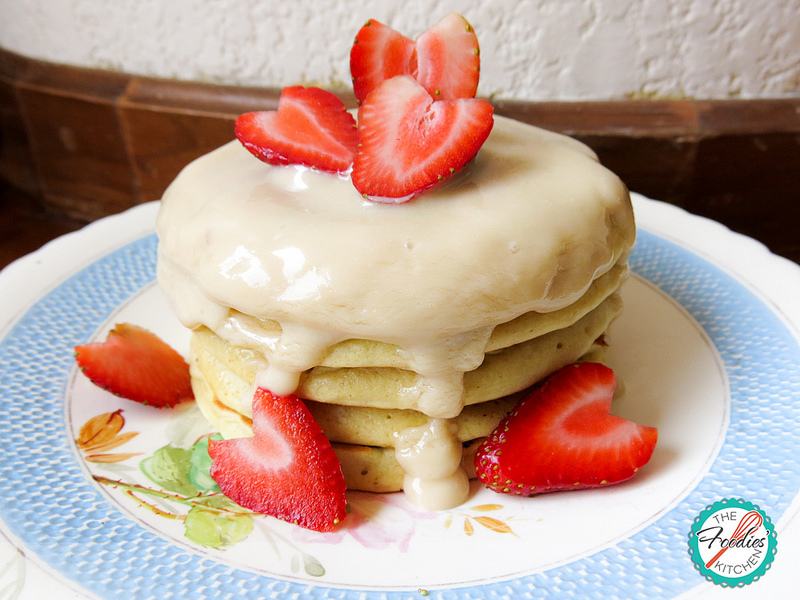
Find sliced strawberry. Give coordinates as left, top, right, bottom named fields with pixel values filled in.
left=74, top=323, right=193, bottom=408
left=415, top=12, right=481, bottom=100
left=350, top=12, right=480, bottom=103
left=208, top=388, right=347, bottom=532
left=475, top=362, right=658, bottom=496
left=351, top=75, right=493, bottom=202
left=235, top=86, right=358, bottom=173
left=350, top=19, right=416, bottom=106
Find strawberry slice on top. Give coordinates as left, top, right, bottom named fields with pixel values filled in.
left=475, top=362, right=658, bottom=496
left=351, top=75, right=494, bottom=202
left=235, top=85, right=358, bottom=173
left=415, top=12, right=481, bottom=101
left=350, top=12, right=480, bottom=103
left=74, top=323, right=193, bottom=409
left=350, top=18, right=416, bottom=105
left=208, top=387, right=347, bottom=532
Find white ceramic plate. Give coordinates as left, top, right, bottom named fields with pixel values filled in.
left=1, top=194, right=798, bottom=599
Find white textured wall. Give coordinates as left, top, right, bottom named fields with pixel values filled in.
left=1, top=0, right=798, bottom=101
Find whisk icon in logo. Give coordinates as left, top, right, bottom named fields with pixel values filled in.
left=688, top=498, right=778, bottom=587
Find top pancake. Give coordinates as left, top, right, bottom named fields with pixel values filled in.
left=157, top=115, right=635, bottom=417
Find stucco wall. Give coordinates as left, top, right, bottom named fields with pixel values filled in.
left=0, top=0, right=798, bottom=101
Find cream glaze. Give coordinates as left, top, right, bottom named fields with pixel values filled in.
left=156, top=115, right=635, bottom=510
left=395, top=418, right=470, bottom=510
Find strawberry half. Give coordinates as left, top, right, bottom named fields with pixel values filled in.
left=235, top=86, right=358, bottom=173
left=74, top=323, right=193, bottom=408
left=208, top=388, right=347, bottom=532
left=475, top=362, right=658, bottom=496
left=351, top=75, right=494, bottom=202
left=350, top=12, right=480, bottom=103
left=350, top=18, right=415, bottom=105
left=415, top=12, right=481, bottom=101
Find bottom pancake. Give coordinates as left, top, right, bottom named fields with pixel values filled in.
left=191, top=362, right=483, bottom=492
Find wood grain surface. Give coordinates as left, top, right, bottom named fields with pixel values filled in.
left=1, top=47, right=798, bottom=269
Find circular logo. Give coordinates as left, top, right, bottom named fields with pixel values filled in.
left=688, top=498, right=777, bottom=587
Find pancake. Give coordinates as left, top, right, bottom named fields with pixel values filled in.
left=193, top=260, right=627, bottom=373
left=191, top=366, right=486, bottom=493
left=190, top=292, right=622, bottom=423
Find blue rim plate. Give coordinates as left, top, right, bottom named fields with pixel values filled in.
left=1, top=194, right=799, bottom=599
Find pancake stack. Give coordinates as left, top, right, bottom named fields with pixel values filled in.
left=157, top=115, right=635, bottom=509
left=189, top=267, right=625, bottom=493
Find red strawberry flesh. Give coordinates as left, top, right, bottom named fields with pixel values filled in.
left=351, top=75, right=493, bottom=202
left=208, top=388, right=347, bottom=532
left=415, top=12, right=480, bottom=100
left=350, top=19, right=416, bottom=104
left=235, top=86, right=358, bottom=173
left=74, top=323, right=193, bottom=408
left=475, top=362, right=658, bottom=495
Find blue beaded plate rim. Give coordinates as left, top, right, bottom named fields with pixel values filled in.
left=1, top=214, right=799, bottom=599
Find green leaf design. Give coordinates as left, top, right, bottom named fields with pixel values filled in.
left=188, top=434, right=222, bottom=493
left=192, top=493, right=244, bottom=512
left=184, top=505, right=254, bottom=549
left=303, top=552, right=326, bottom=577
left=84, top=410, right=329, bottom=563
left=139, top=445, right=197, bottom=497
